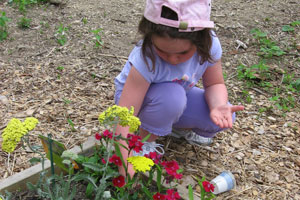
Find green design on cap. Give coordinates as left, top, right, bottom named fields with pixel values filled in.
left=179, top=21, right=188, bottom=30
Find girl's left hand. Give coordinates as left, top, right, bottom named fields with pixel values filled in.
left=210, top=105, right=244, bottom=128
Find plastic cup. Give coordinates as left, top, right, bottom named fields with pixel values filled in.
left=210, top=171, right=236, bottom=194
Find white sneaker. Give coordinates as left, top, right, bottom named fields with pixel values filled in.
left=170, top=129, right=213, bottom=146
left=133, top=141, right=165, bottom=156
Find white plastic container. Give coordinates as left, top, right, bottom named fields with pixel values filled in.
left=210, top=171, right=236, bottom=194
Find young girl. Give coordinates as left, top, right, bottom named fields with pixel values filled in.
left=114, top=0, right=244, bottom=177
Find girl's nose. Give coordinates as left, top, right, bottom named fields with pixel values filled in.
left=167, top=55, right=180, bottom=65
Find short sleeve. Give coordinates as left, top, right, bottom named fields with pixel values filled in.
left=128, top=46, right=155, bottom=83
left=207, top=35, right=222, bottom=67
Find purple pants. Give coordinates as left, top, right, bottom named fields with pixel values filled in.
left=115, top=82, right=235, bottom=138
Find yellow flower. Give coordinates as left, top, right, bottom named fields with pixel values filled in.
left=1, top=117, right=39, bottom=153
left=23, top=117, right=39, bottom=131
left=127, top=156, right=154, bottom=173
left=98, top=105, right=141, bottom=132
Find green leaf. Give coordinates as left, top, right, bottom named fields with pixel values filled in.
left=290, top=20, right=300, bottom=27
left=85, top=183, right=94, bottom=198
left=113, top=141, right=127, bottom=172
left=26, top=182, right=37, bottom=191
left=142, top=186, right=152, bottom=199
left=141, top=133, right=151, bottom=142
left=29, top=157, right=41, bottom=165
left=156, top=164, right=162, bottom=192
left=282, top=25, right=294, bottom=32
left=82, top=162, right=104, bottom=172
left=188, top=184, right=194, bottom=200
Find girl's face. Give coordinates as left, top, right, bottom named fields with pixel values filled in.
left=152, top=35, right=197, bottom=65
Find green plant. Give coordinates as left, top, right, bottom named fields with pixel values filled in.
left=237, top=61, right=271, bottom=81
left=0, top=11, right=10, bottom=41
left=250, top=28, right=285, bottom=58
left=290, top=20, right=300, bottom=27
left=18, top=17, right=31, bottom=29
left=291, top=78, right=300, bottom=91
left=9, top=0, right=47, bottom=13
left=82, top=17, right=88, bottom=24
left=188, top=177, right=215, bottom=200
left=0, top=107, right=215, bottom=200
left=282, top=25, right=294, bottom=32
left=57, top=66, right=64, bottom=71
left=91, top=28, right=104, bottom=48
left=67, top=118, right=76, bottom=132
left=56, top=24, right=68, bottom=46
left=62, top=98, right=71, bottom=105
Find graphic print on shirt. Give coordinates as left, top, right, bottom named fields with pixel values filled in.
left=172, top=73, right=196, bottom=90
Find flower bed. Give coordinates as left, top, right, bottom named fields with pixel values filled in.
left=0, top=106, right=216, bottom=200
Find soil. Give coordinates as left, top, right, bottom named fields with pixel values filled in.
left=0, top=0, right=299, bottom=199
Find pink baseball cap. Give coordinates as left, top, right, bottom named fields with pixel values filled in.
left=144, top=0, right=214, bottom=32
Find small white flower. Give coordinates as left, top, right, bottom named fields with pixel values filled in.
left=61, top=150, right=78, bottom=160
left=103, top=191, right=111, bottom=199
left=62, top=159, right=71, bottom=165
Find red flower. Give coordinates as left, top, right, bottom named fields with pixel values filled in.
left=112, top=175, right=125, bottom=188
left=145, top=152, right=161, bottom=164
left=109, top=154, right=122, bottom=166
left=161, top=160, right=182, bottom=180
left=153, top=192, right=166, bottom=200
left=103, top=129, right=113, bottom=139
left=127, top=134, right=144, bottom=153
left=161, top=161, right=179, bottom=171
left=202, top=181, right=215, bottom=193
left=95, top=132, right=102, bottom=140
left=165, top=189, right=181, bottom=200
left=101, top=158, right=106, bottom=164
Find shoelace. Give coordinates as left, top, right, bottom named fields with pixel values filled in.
left=186, top=132, right=212, bottom=144
left=143, top=142, right=165, bottom=155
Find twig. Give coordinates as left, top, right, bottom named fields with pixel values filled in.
left=252, top=87, right=266, bottom=96
left=7, top=153, right=11, bottom=176
left=45, top=47, right=57, bottom=57
left=225, top=148, right=246, bottom=155
left=11, top=153, right=16, bottom=173
left=196, top=145, right=218, bottom=153
left=97, top=53, right=128, bottom=60
left=224, top=186, right=252, bottom=200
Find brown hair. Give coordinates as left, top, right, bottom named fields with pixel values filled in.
left=138, top=16, right=214, bottom=72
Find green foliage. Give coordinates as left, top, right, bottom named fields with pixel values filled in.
left=17, top=17, right=31, bottom=29
left=282, top=20, right=300, bottom=32
left=0, top=11, right=10, bottom=41
left=67, top=118, right=76, bottom=132
left=290, top=20, right=300, bottom=27
left=291, top=78, right=300, bottom=91
left=250, top=28, right=285, bottom=58
left=10, top=0, right=47, bottom=13
left=282, top=25, right=294, bottom=32
left=91, top=28, right=104, bottom=48
left=237, top=61, right=270, bottom=81
left=237, top=60, right=298, bottom=112
left=56, top=24, right=68, bottom=46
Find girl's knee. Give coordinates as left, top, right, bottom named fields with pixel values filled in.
left=140, top=82, right=187, bottom=122
left=154, top=83, right=187, bottom=116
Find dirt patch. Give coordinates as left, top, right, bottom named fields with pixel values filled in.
left=0, top=0, right=299, bottom=199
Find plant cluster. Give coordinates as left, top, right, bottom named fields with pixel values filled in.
left=237, top=24, right=300, bottom=112
left=91, top=28, right=104, bottom=48
left=0, top=11, right=10, bottom=41
left=0, top=106, right=216, bottom=200
left=55, top=24, right=68, bottom=46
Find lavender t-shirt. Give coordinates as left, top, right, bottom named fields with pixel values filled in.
left=115, top=35, right=222, bottom=92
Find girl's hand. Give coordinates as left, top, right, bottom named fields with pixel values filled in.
left=210, top=105, right=244, bottom=128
